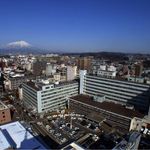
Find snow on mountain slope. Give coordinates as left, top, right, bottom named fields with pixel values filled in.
left=5, top=41, right=33, bottom=49
left=0, top=41, right=50, bottom=53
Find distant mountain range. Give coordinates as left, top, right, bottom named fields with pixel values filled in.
left=0, top=41, right=48, bottom=53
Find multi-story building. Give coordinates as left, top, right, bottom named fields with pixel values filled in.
left=33, top=60, right=47, bottom=74
left=80, top=70, right=150, bottom=112
left=135, top=64, right=142, bottom=77
left=68, top=94, right=144, bottom=131
left=90, top=65, right=116, bottom=78
left=47, top=73, right=66, bottom=83
left=123, top=65, right=129, bottom=75
left=0, top=100, right=11, bottom=125
left=46, top=63, right=56, bottom=76
left=22, top=80, right=79, bottom=113
left=0, top=58, right=7, bottom=71
left=112, top=131, right=141, bottom=150
left=67, top=65, right=77, bottom=81
left=77, top=58, right=91, bottom=73
left=2, top=72, right=36, bottom=91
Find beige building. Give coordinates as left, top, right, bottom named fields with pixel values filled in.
left=135, top=64, right=142, bottom=77
left=0, top=101, right=11, bottom=125
left=67, top=65, right=77, bottom=81
left=48, top=73, right=66, bottom=83
left=77, top=58, right=91, bottom=73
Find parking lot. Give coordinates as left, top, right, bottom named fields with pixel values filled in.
left=41, top=113, right=105, bottom=145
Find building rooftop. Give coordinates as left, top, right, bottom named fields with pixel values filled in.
left=2, top=71, right=36, bottom=80
left=70, top=94, right=144, bottom=119
left=26, top=81, right=40, bottom=91
left=0, top=129, right=12, bottom=149
left=54, top=80, right=78, bottom=88
left=0, top=100, right=8, bottom=110
left=113, top=131, right=141, bottom=150
left=0, top=121, right=47, bottom=149
left=25, top=80, right=78, bottom=91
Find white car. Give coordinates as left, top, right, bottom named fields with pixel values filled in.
left=147, top=130, right=150, bottom=135
left=37, top=122, right=43, bottom=125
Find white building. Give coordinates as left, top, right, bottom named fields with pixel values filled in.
left=22, top=80, right=79, bottom=113
left=90, top=65, right=116, bottom=78
left=0, top=121, right=47, bottom=150
left=97, top=70, right=116, bottom=78
left=80, top=70, right=150, bottom=112
left=67, top=65, right=77, bottom=81
left=46, top=63, right=56, bottom=76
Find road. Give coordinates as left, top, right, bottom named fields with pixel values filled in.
left=13, top=102, right=59, bottom=149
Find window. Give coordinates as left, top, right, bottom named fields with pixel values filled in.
left=2, top=112, right=5, bottom=114
left=3, top=116, right=5, bottom=118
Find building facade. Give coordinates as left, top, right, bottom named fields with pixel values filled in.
left=77, top=59, right=91, bottom=73
left=68, top=94, right=144, bottom=131
left=46, top=63, right=56, bottom=76
left=33, top=61, right=47, bottom=74
left=0, top=101, right=11, bottom=125
left=135, top=64, right=142, bottom=77
left=22, top=80, right=79, bottom=113
left=80, top=70, right=150, bottom=113
left=2, top=72, right=36, bottom=91
left=67, top=65, right=77, bottom=81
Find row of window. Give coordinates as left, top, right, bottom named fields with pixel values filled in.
left=85, top=78, right=149, bottom=94
left=41, top=89, right=78, bottom=101
left=41, top=83, right=78, bottom=94
left=86, top=75, right=150, bottom=90
left=86, top=90, right=148, bottom=109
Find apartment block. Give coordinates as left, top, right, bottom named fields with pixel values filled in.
left=22, top=80, right=79, bottom=113
left=135, top=64, right=142, bottom=77
left=33, top=61, right=47, bottom=74
left=77, top=59, right=91, bottom=73
left=80, top=70, right=150, bottom=113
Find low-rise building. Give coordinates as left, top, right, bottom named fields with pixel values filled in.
left=2, top=71, right=36, bottom=91
left=112, top=131, right=141, bottom=150
left=68, top=94, right=144, bottom=131
left=0, top=121, right=47, bottom=149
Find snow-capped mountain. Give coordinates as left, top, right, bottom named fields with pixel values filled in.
left=0, top=41, right=48, bottom=53
left=2, top=41, right=33, bottom=49
left=6, top=41, right=33, bottom=49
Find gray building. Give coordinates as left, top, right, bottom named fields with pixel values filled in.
left=33, top=61, right=47, bottom=74
left=112, top=131, right=141, bottom=150
left=80, top=70, right=150, bottom=113
left=46, top=63, right=56, bottom=76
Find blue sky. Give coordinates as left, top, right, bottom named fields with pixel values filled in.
left=0, top=0, right=150, bottom=53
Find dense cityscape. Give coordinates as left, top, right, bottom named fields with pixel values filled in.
left=1, top=0, right=150, bottom=149
left=0, top=51, right=150, bottom=149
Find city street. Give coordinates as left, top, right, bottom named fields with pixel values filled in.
left=12, top=101, right=59, bottom=149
